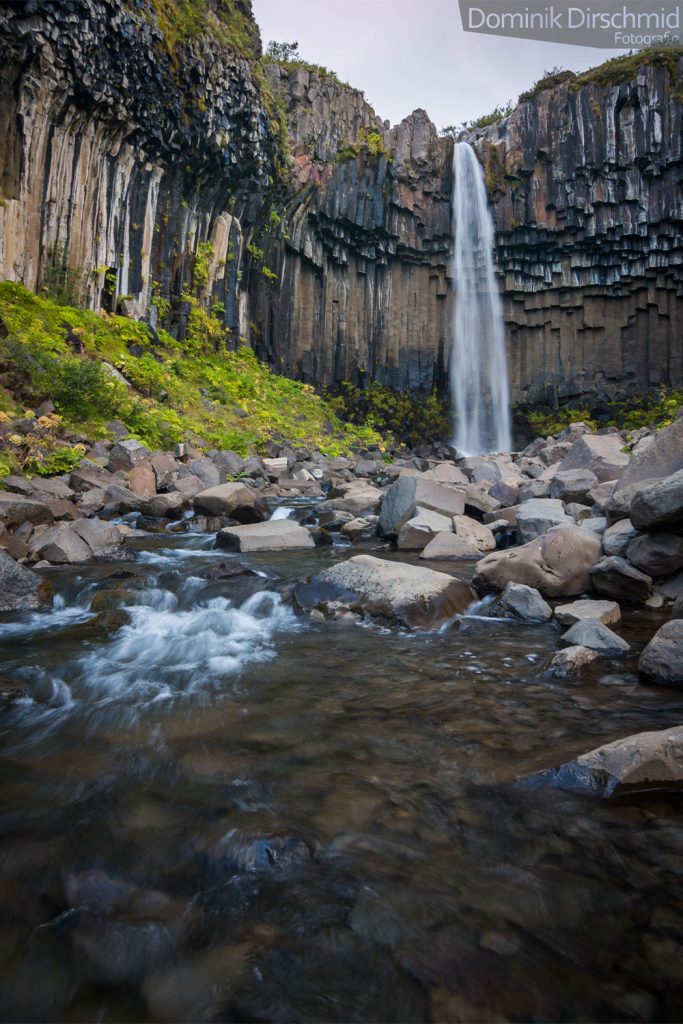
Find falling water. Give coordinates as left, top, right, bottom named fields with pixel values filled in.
left=451, top=141, right=511, bottom=455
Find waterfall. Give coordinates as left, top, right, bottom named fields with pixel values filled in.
left=451, top=141, right=511, bottom=456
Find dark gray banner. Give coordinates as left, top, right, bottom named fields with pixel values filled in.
left=458, top=0, right=682, bottom=47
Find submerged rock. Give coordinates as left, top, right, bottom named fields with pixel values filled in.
left=522, top=726, right=683, bottom=797
left=548, top=645, right=601, bottom=678
left=0, top=549, right=51, bottom=611
left=294, top=554, right=475, bottom=629
left=639, top=621, right=683, bottom=687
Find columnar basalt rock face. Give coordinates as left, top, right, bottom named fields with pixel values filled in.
left=0, top=0, right=275, bottom=328
left=247, top=65, right=453, bottom=390
left=469, top=60, right=683, bottom=406
left=0, top=4, right=681, bottom=407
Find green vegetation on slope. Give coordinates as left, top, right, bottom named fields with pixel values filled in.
left=521, top=390, right=683, bottom=439
left=138, top=0, right=261, bottom=60
left=519, top=46, right=683, bottom=103
left=0, top=283, right=383, bottom=468
left=262, top=40, right=345, bottom=86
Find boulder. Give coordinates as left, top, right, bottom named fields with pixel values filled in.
left=193, top=483, right=265, bottom=523
left=339, top=517, right=375, bottom=541
left=462, top=483, right=500, bottom=516
left=216, top=520, right=314, bottom=552
left=638, top=621, right=683, bottom=687
left=0, top=493, right=53, bottom=529
left=423, top=463, right=468, bottom=486
left=452, top=515, right=496, bottom=553
left=186, top=457, right=221, bottom=489
left=29, top=523, right=92, bottom=564
left=673, top=592, right=683, bottom=619
left=0, top=549, right=50, bottom=611
left=556, top=434, right=629, bottom=483
left=615, top=418, right=683, bottom=492
left=108, top=439, right=151, bottom=473
left=517, top=499, right=574, bottom=542
left=626, top=533, right=683, bottom=577
left=518, top=479, right=551, bottom=502
left=488, top=480, right=519, bottom=507
left=128, top=463, right=157, bottom=499
left=474, top=526, right=601, bottom=599
left=72, top=519, right=123, bottom=555
left=212, top=450, right=245, bottom=478
left=322, top=482, right=383, bottom=516
left=294, top=554, right=475, bottom=629
left=554, top=599, right=621, bottom=628
left=580, top=516, right=607, bottom=536
left=630, top=470, right=683, bottom=533
left=496, top=582, right=552, bottom=622
left=604, top=480, right=644, bottom=523
left=171, top=475, right=206, bottom=498
left=560, top=619, right=630, bottom=656
left=522, top=726, right=683, bottom=797
left=548, top=645, right=601, bottom=678
left=540, top=441, right=573, bottom=467
left=550, top=469, right=598, bottom=504
left=397, top=507, right=453, bottom=551
left=69, top=460, right=118, bottom=493
left=419, top=532, right=481, bottom=561
left=141, top=493, right=190, bottom=519
left=151, top=452, right=180, bottom=490
left=603, top=519, right=641, bottom=557
left=378, top=477, right=464, bottom=537
left=32, top=477, right=74, bottom=500
left=589, top=556, right=652, bottom=604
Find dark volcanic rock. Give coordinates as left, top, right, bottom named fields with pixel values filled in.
left=639, top=621, right=683, bottom=687
left=0, top=549, right=51, bottom=611
left=589, top=556, right=652, bottom=604
left=522, top=726, right=683, bottom=797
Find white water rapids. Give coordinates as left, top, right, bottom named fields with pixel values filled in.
left=451, top=141, right=511, bottom=456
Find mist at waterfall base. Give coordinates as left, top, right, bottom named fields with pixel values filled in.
left=451, top=142, right=512, bottom=456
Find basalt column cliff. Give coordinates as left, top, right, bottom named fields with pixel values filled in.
left=0, top=1, right=681, bottom=406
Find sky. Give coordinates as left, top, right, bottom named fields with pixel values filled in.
left=251, top=0, right=622, bottom=129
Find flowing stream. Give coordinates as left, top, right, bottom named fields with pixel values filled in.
left=451, top=141, right=512, bottom=456
left=0, top=520, right=681, bottom=1022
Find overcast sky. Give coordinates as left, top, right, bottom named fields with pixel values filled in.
left=251, top=0, right=622, bottom=129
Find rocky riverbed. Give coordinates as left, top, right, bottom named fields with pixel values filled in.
left=1, top=416, right=683, bottom=1020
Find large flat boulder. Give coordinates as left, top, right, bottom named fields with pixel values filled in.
left=639, top=621, right=683, bottom=687
left=72, top=519, right=123, bottom=555
left=0, top=549, right=51, bottom=611
left=517, top=499, right=573, bottom=542
left=556, top=434, right=629, bottom=483
left=522, top=726, right=683, bottom=797
left=474, top=525, right=601, bottom=599
left=630, top=470, right=683, bottom=533
left=193, top=483, right=265, bottom=523
left=378, top=477, right=464, bottom=537
left=554, top=599, right=621, bottom=627
left=216, top=520, right=314, bottom=552
left=294, top=554, right=475, bottom=629
left=589, top=556, right=652, bottom=604
left=108, top=439, right=151, bottom=473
